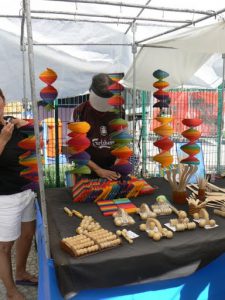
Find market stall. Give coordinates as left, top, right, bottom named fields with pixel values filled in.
left=16, top=1, right=225, bottom=300
left=36, top=177, right=225, bottom=299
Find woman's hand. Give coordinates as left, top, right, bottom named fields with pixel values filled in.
left=94, top=168, right=120, bottom=181
left=11, top=118, right=29, bottom=128
left=0, top=122, right=14, bottom=143
left=0, top=123, right=14, bottom=155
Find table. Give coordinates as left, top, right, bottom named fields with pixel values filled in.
left=45, top=177, right=225, bottom=297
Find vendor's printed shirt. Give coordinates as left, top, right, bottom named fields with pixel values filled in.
left=73, top=101, right=118, bottom=170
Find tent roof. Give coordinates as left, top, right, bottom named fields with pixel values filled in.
left=145, top=21, right=225, bottom=53
left=1, top=0, right=225, bottom=100
left=2, top=0, right=224, bottom=37
left=123, top=21, right=225, bottom=91
left=0, top=18, right=132, bottom=100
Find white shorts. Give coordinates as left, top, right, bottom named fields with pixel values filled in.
left=0, top=189, right=36, bottom=242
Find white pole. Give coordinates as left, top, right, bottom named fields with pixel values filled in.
left=217, top=54, right=225, bottom=173
left=20, top=10, right=28, bottom=118
left=21, top=44, right=28, bottom=118
left=44, top=0, right=213, bottom=15
left=23, top=0, right=50, bottom=258
left=132, top=22, right=137, bottom=156
left=31, top=9, right=190, bottom=24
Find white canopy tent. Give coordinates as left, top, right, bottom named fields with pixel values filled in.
left=2, top=0, right=225, bottom=259
left=1, top=0, right=225, bottom=101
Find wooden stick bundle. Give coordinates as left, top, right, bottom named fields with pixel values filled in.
left=196, top=176, right=208, bottom=189
left=207, top=182, right=225, bottom=193
left=166, top=165, right=198, bottom=192
left=187, top=192, right=225, bottom=210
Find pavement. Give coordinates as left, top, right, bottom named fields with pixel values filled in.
left=0, top=240, right=38, bottom=300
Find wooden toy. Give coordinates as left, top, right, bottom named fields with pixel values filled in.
left=139, top=218, right=173, bottom=241
left=113, top=208, right=135, bottom=226
left=64, top=207, right=73, bottom=217
left=136, top=203, right=156, bottom=220
left=116, top=229, right=133, bottom=244
left=61, top=215, right=121, bottom=257
left=151, top=195, right=173, bottom=215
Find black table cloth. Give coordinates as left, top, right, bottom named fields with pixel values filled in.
left=45, top=177, right=225, bottom=296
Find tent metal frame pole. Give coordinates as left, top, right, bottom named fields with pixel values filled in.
left=0, top=14, right=176, bottom=28
left=132, top=22, right=137, bottom=157
left=141, top=91, right=147, bottom=176
left=23, top=0, right=50, bottom=258
left=32, top=17, right=173, bottom=26
left=32, top=10, right=193, bottom=24
left=54, top=99, right=60, bottom=187
left=21, top=45, right=28, bottom=118
left=138, top=7, right=225, bottom=44
left=0, top=14, right=22, bottom=18
left=20, top=11, right=28, bottom=118
left=125, top=0, right=152, bottom=34
left=31, top=10, right=191, bottom=24
left=28, top=43, right=175, bottom=48
left=32, top=43, right=132, bottom=46
left=33, top=17, right=133, bottom=24
left=217, top=53, right=225, bottom=173
left=48, top=0, right=213, bottom=16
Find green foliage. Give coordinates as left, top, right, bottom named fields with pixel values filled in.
left=44, top=164, right=73, bottom=188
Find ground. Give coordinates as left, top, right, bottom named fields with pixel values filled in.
left=0, top=240, right=38, bottom=300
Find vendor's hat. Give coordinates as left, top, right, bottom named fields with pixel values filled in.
left=90, top=73, right=114, bottom=98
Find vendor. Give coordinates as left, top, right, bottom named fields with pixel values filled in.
left=73, top=73, right=121, bottom=181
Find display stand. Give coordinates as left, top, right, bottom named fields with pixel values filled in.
left=22, top=1, right=225, bottom=299
left=36, top=194, right=225, bottom=300
left=36, top=178, right=225, bottom=300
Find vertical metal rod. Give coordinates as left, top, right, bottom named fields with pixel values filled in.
left=141, top=91, right=147, bottom=176
left=132, top=22, right=137, bottom=155
left=21, top=44, right=28, bottom=118
left=24, top=0, right=50, bottom=258
left=54, top=99, right=60, bottom=187
left=20, top=8, right=28, bottom=118
left=217, top=54, right=225, bottom=173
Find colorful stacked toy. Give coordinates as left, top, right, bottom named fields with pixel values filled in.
left=108, top=73, right=133, bottom=178
left=180, top=118, right=202, bottom=165
left=152, top=70, right=174, bottom=168
left=18, top=120, right=44, bottom=190
left=39, top=68, right=58, bottom=109
left=67, top=121, right=91, bottom=175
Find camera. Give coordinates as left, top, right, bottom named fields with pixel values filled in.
left=5, top=117, right=13, bottom=124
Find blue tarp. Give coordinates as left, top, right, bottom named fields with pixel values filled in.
left=36, top=201, right=225, bottom=300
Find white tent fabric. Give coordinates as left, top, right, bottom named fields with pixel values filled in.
left=1, top=1, right=225, bottom=100
left=187, top=53, right=223, bottom=89
left=0, top=18, right=132, bottom=101
left=123, top=21, right=225, bottom=91
left=145, top=21, right=225, bottom=54
left=123, top=47, right=211, bottom=91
